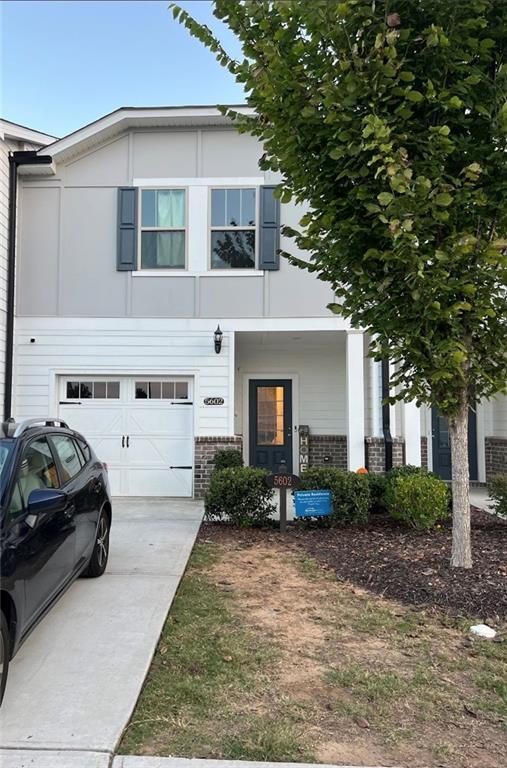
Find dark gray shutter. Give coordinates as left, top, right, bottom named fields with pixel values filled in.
left=259, top=185, right=280, bottom=270
left=117, top=187, right=137, bottom=271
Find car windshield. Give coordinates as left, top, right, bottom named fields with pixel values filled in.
left=0, top=440, right=15, bottom=497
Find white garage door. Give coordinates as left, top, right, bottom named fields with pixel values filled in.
left=59, top=377, right=193, bottom=496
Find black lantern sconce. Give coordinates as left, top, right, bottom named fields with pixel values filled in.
left=214, top=324, right=223, bottom=354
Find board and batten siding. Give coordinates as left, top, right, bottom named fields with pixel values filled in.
left=13, top=319, right=232, bottom=436
left=16, top=127, right=334, bottom=321
left=234, top=331, right=347, bottom=436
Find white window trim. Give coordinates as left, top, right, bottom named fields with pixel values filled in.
left=138, top=186, right=188, bottom=271
left=131, top=270, right=265, bottom=277
left=208, top=186, right=258, bottom=271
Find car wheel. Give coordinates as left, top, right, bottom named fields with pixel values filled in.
left=82, top=509, right=110, bottom=578
left=0, top=611, right=10, bottom=707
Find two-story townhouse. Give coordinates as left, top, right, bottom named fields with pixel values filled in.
left=0, top=119, right=56, bottom=421
left=11, top=106, right=507, bottom=497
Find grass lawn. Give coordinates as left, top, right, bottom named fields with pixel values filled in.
left=120, top=530, right=506, bottom=767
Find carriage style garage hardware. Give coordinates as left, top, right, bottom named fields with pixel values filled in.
left=204, top=397, right=225, bottom=406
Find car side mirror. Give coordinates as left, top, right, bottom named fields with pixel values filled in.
left=26, top=489, right=67, bottom=527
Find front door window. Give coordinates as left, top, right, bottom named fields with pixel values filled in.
left=257, top=386, right=285, bottom=445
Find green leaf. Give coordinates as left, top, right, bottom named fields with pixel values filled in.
left=448, top=96, right=463, bottom=109
left=406, top=90, right=424, bottom=103
left=434, top=192, right=453, bottom=206
left=377, top=192, right=393, bottom=206
left=398, top=71, right=415, bottom=82
left=452, top=351, right=468, bottom=364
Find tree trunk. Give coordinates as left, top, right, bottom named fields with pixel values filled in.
left=448, top=395, right=472, bottom=568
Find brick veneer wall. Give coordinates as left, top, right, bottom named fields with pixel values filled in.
left=365, top=436, right=405, bottom=473
left=308, top=435, right=347, bottom=469
left=421, top=436, right=428, bottom=469
left=194, top=436, right=243, bottom=498
left=485, top=437, right=507, bottom=480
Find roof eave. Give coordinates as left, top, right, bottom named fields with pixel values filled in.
left=39, top=105, right=255, bottom=164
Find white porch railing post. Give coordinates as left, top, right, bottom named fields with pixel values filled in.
left=404, top=399, right=421, bottom=466
left=346, top=330, right=365, bottom=470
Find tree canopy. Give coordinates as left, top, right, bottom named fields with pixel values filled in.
left=173, top=0, right=507, bottom=415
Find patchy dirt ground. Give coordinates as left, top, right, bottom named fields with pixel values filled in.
left=202, top=506, right=507, bottom=620
left=198, top=530, right=506, bottom=767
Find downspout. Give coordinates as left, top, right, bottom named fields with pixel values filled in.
left=5, top=151, right=52, bottom=421
left=381, top=358, right=393, bottom=471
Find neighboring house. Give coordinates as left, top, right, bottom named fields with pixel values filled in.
left=10, top=106, right=507, bottom=497
left=0, top=119, right=56, bottom=420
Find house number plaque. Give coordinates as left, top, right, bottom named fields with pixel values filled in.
left=204, top=397, right=224, bottom=406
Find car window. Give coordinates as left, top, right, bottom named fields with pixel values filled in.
left=77, top=438, right=91, bottom=463
left=51, top=435, right=83, bottom=483
left=9, top=437, right=60, bottom=516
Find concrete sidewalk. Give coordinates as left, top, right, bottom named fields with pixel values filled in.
left=113, top=757, right=392, bottom=768
left=0, top=498, right=203, bottom=765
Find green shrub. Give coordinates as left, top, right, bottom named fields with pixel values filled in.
left=205, top=466, right=275, bottom=526
left=488, top=474, right=507, bottom=517
left=388, top=474, right=450, bottom=531
left=387, top=464, right=438, bottom=481
left=298, top=467, right=370, bottom=525
left=367, top=473, right=389, bottom=514
left=213, top=448, right=243, bottom=471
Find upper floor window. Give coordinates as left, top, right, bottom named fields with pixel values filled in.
left=210, top=188, right=256, bottom=269
left=140, top=188, right=186, bottom=269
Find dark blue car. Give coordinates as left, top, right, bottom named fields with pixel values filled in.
left=0, top=418, right=112, bottom=705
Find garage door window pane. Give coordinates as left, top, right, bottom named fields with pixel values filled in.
left=136, top=382, right=148, bottom=399
left=94, top=381, right=107, bottom=398
left=175, top=382, right=188, bottom=399
left=107, top=382, right=120, bottom=399
left=67, top=381, right=79, bottom=399
left=149, top=382, right=162, bottom=399
left=80, top=382, right=93, bottom=399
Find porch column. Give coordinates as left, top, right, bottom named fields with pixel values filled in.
left=346, top=330, right=365, bottom=470
left=403, top=399, right=421, bottom=466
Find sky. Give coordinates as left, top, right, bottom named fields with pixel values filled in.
left=0, top=0, right=245, bottom=138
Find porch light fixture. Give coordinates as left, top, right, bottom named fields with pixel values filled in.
left=214, top=325, right=223, bottom=354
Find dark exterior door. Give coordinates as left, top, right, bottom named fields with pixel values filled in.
left=249, top=380, right=293, bottom=474
left=431, top=407, right=478, bottom=481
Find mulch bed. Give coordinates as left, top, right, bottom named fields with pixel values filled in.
left=198, top=507, right=507, bottom=621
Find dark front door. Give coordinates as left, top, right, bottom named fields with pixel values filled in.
left=249, top=380, right=293, bottom=474
left=431, top=407, right=478, bottom=481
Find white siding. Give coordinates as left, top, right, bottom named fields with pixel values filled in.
left=234, top=331, right=346, bottom=435
left=13, top=318, right=232, bottom=437
left=491, top=393, right=507, bottom=437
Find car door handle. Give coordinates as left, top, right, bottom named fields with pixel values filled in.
left=170, top=466, right=192, bottom=469
left=126, top=436, right=129, bottom=448
left=122, top=435, right=125, bottom=448
left=64, top=504, right=76, bottom=519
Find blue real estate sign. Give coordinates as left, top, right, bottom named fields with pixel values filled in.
left=294, top=490, right=332, bottom=518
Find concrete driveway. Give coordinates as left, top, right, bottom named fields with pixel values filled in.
left=0, top=497, right=203, bottom=767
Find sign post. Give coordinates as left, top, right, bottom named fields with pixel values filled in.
left=265, top=462, right=300, bottom=533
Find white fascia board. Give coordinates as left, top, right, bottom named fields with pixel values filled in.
left=18, top=161, right=56, bottom=177
left=0, top=119, right=57, bottom=145
left=16, top=316, right=355, bottom=332
left=38, top=105, right=255, bottom=161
